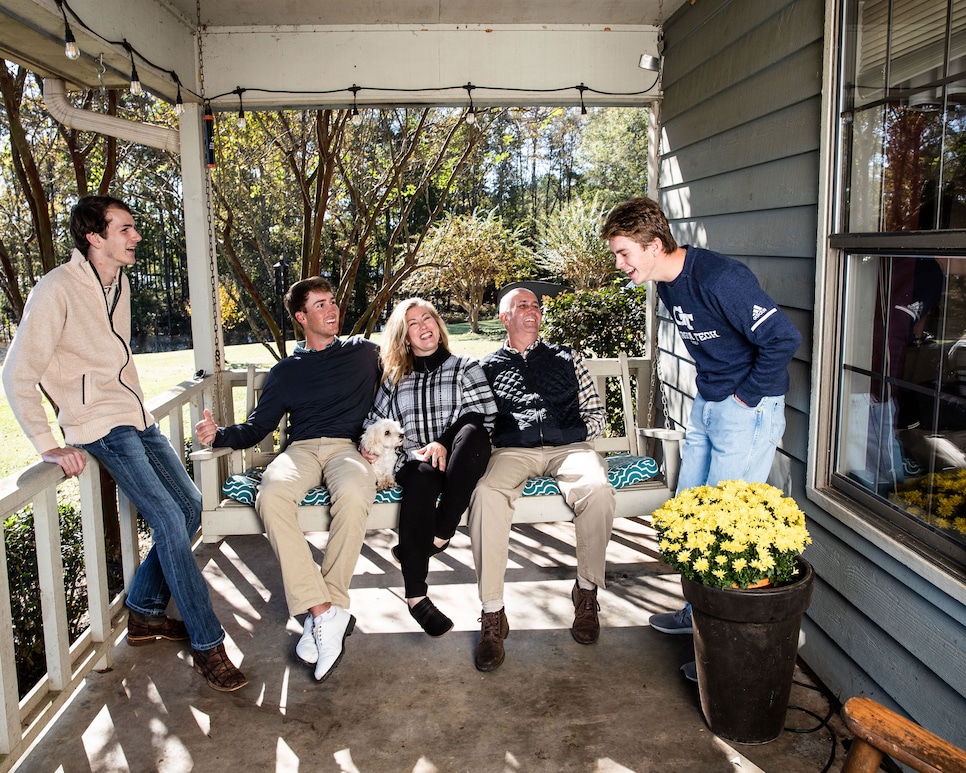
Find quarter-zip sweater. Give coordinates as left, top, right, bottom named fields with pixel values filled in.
left=2, top=248, right=151, bottom=454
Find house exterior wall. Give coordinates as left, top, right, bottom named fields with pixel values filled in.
left=661, top=0, right=966, bottom=748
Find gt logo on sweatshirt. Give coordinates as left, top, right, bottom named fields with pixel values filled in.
left=673, top=305, right=694, bottom=330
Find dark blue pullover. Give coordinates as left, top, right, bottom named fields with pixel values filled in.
left=214, top=336, right=380, bottom=450
left=657, top=246, right=801, bottom=406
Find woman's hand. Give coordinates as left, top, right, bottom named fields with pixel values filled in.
left=417, top=441, right=447, bottom=470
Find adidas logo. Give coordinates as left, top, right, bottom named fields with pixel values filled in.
left=752, top=305, right=769, bottom=320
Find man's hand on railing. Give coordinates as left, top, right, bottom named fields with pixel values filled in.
left=41, top=446, right=87, bottom=477
left=195, top=408, right=218, bottom=448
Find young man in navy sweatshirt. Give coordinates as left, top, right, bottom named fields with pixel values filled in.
left=195, top=277, right=380, bottom=683
left=602, top=197, right=802, bottom=680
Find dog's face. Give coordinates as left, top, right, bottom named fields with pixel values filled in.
left=363, top=418, right=405, bottom=455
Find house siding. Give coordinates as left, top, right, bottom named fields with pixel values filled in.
left=661, top=0, right=966, bottom=749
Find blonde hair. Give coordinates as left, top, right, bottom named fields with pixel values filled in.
left=380, top=298, right=451, bottom=386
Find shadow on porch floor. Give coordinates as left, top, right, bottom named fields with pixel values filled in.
left=13, top=518, right=850, bottom=773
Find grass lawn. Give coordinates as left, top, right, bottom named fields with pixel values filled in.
left=0, top=320, right=506, bottom=477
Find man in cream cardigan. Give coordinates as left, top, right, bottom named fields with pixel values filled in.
left=1, top=195, right=246, bottom=693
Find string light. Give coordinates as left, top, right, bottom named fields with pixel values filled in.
left=235, top=87, right=246, bottom=129
left=60, top=1, right=80, bottom=60
left=577, top=82, right=589, bottom=119
left=349, top=84, right=362, bottom=126
left=42, top=1, right=662, bottom=119
left=125, top=42, right=142, bottom=95
left=464, top=83, right=476, bottom=125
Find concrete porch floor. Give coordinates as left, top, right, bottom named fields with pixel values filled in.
left=13, top=517, right=851, bottom=773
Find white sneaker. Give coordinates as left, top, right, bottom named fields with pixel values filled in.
left=295, top=615, right=318, bottom=665
left=313, top=606, right=356, bottom=682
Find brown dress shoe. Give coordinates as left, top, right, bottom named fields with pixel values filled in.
left=475, top=609, right=509, bottom=672
left=127, top=610, right=190, bottom=646
left=571, top=582, right=600, bottom=644
left=192, top=643, right=249, bottom=692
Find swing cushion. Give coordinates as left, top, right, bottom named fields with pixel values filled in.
left=220, top=453, right=659, bottom=507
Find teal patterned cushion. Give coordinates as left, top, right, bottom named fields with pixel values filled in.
left=221, top=471, right=403, bottom=506
left=519, top=454, right=659, bottom=497
left=221, top=454, right=658, bottom=505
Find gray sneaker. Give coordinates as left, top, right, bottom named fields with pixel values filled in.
left=681, top=661, right=698, bottom=683
left=648, top=604, right=693, bottom=634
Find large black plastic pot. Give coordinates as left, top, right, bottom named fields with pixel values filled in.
left=681, top=556, right=815, bottom=744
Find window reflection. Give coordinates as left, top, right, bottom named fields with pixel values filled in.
left=838, top=255, right=966, bottom=545
left=844, top=0, right=966, bottom=231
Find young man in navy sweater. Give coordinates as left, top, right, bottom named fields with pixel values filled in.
left=602, top=197, right=801, bottom=680
left=195, top=277, right=380, bottom=683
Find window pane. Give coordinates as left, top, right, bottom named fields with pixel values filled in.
left=941, top=80, right=966, bottom=227
left=844, top=0, right=966, bottom=231
left=836, top=254, right=966, bottom=551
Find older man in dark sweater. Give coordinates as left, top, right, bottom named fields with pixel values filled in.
left=195, top=277, right=380, bottom=683
left=468, top=288, right=615, bottom=672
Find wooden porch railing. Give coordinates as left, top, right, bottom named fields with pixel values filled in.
left=0, top=375, right=214, bottom=771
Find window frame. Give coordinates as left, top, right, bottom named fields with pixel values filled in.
left=806, top=0, right=966, bottom=585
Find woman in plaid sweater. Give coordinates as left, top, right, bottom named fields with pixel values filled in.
left=363, top=298, right=497, bottom=636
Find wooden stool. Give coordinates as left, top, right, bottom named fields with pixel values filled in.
left=841, top=696, right=966, bottom=773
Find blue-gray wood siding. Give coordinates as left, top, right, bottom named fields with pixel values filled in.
left=660, top=0, right=966, bottom=749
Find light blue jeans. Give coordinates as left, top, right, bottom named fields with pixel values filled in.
left=675, top=393, right=786, bottom=494
left=78, top=424, right=224, bottom=651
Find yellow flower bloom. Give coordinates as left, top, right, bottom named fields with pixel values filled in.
left=652, top=481, right=809, bottom=589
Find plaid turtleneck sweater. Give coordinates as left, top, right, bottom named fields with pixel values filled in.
left=364, top=346, right=497, bottom=470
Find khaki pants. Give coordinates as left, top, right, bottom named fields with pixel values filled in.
left=468, top=442, right=615, bottom=605
left=255, top=438, right=376, bottom=614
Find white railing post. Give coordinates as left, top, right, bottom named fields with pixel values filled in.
left=0, top=516, right=20, bottom=755
left=117, top=491, right=140, bottom=591
left=32, top=487, right=70, bottom=691
left=78, top=461, right=113, bottom=670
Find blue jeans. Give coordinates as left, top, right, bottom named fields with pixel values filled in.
left=676, top=393, right=786, bottom=494
left=78, top=424, right=224, bottom=651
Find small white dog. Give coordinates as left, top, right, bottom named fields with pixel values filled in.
left=361, top=418, right=406, bottom=489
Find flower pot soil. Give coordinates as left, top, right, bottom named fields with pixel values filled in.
left=681, top=556, right=815, bottom=744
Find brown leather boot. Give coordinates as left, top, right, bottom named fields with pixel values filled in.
left=192, top=643, right=249, bottom=692
left=475, top=609, right=509, bottom=672
left=127, top=610, right=190, bottom=646
left=571, top=582, right=600, bottom=644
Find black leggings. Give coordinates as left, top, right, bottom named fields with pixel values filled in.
left=395, top=421, right=491, bottom=598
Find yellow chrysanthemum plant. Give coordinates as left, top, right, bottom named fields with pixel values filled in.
left=651, top=480, right=812, bottom=589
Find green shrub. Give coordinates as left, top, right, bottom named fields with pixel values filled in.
left=542, top=282, right=649, bottom=435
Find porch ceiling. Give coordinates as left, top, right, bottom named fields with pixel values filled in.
left=0, top=0, right=689, bottom=109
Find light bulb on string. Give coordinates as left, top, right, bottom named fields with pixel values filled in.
left=235, top=88, right=246, bottom=129
left=64, top=26, right=79, bottom=60
left=125, top=43, right=142, bottom=95
left=464, top=83, right=476, bottom=125
left=350, top=84, right=362, bottom=126
left=175, top=84, right=184, bottom=116
left=577, top=83, right=589, bottom=122
left=57, top=1, right=80, bottom=59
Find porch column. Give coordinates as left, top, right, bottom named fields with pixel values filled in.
left=179, top=102, right=223, bottom=377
